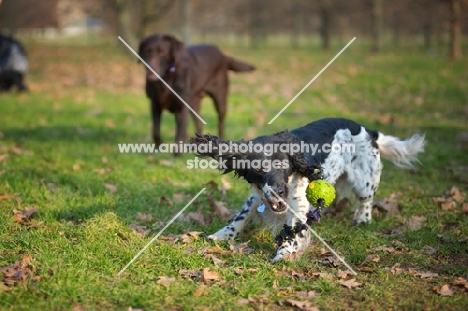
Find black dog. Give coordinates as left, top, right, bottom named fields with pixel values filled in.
left=138, top=34, right=255, bottom=153
left=190, top=118, right=426, bottom=262
left=0, top=34, right=28, bottom=92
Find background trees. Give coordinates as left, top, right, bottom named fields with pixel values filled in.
left=0, top=0, right=466, bottom=58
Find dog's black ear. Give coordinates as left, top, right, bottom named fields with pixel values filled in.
left=188, top=134, right=222, bottom=160
left=163, top=34, right=185, bottom=67
left=188, top=134, right=242, bottom=175
left=290, top=154, right=323, bottom=181
left=137, top=37, right=148, bottom=63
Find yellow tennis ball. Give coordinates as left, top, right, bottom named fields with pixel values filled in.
left=305, top=180, right=336, bottom=208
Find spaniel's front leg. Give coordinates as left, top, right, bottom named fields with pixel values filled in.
left=208, top=193, right=261, bottom=240
left=271, top=223, right=311, bottom=263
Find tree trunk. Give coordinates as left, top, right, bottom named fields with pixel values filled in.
left=7, top=0, right=15, bottom=36
left=449, top=0, right=462, bottom=60
left=115, top=0, right=139, bottom=50
left=250, top=0, right=265, bottom=48
left=423, top=24, right=433, bottom=50
left=290, top=2, right=301, bottom=49
left=370, top=0, right=382, bottom=53
left=318, top=0, right=332, bottom=50
left=182, top=0, right=191, bottom=45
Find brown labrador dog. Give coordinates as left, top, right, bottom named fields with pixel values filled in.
left=138, top=34, right=255, bottom=154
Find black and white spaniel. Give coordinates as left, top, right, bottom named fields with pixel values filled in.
left=189, top=118, right=426, bottom=262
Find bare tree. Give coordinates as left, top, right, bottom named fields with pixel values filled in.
left=369, top=0, right=382, bottom=52
left=181, top=0, right=191, bottom=44
left=139, top=0, right=174, bottom=37
left=317, top=0, right=333, bottom=50
left=112, top=0, right=138, bottom=48
left=449, top=0, right=462, bottom=59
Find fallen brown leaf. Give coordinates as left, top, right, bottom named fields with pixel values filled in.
left=93, top=168, right=108, bottom=175
left=340, top=278, right=362, bottom=289
left=360, top=254, right=380, bottom=266
left=158, top=195, right=173, bottom=205
left=172, top=192, right=186, bottom=203
left=233, top=267, right=259, bottom=275
left=104, top=183, right=118, bottom=193
left=0, top=282, right=11, bottom=292
left=441, top=199, right=457, bottom=211
left=192, top=284, right=205, bottom=297
left=336, top=269, right=352, bottom=279
left=13, top=207, right=39, bottom=224
left=373, top=192, right=402, bottom=216
left=202, top=245, right=232, bottom=256
left=178, top=269, right=200, bottom=280
left=159, top=160, right=173, bottom=167
left=415, top=271, right=438, bottom=279
left=186, top=207, right=211, bottom=225
left=237, top=298, right=250, bottom=306
left=462, top=203, right=468, bottom=214
left=0, top=194, right=13, bottom=201
left=71, top=304, right=86, bottom=311
left=434, top=284, right=453, bottom=296
left=391, top=216, right=426, bottom=234
left=208, top=198, right=234, bottom=221
left=207, top=254, right=225, bottom=268
left=450, top=186, right=466, bottom=203
left=0, top=154, right=8, bottom=162
left=453, top=277, right=468, bottom=289
left=160, top=231, right=203, bottom=243
left=1, top=254, right=33, bottom=286
left=201, top=268, right=220, bottom=283
left=278, top=299, right=318, bottom=311
left=136, top=212, right=152, bottom=222
left=405, top=216, right=426, bottom=231
left=373, top=246, right=396, bottom=253
left=229, top=241, right=254, bottom=254
left=385, top=263, right=405, bottom=275
left=129, top=223, right=150, bottom=238
left=106, top=119, right=116, bottom=129
left=156, top=276, right=175, bottom=287
left=72, top=163, right=81, bottom=170
left=10, top=145, right=32, bottom=155
left=319, top=256, right=342, bottom=268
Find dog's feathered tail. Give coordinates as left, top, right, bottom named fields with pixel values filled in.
left=376, top=132, right=426, bottom=169
left=227, top=57, right=255, bottom=72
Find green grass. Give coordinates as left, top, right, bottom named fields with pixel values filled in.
left=1, top=39, right=468, bottom=310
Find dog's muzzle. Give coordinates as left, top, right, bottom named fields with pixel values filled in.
left=264, top=194, right=288, bottom=214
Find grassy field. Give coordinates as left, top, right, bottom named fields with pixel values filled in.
left=1, top=37, right=468, bottom=310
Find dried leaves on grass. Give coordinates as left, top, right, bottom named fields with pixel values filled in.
left=432, top=186, right=466, bottom=211
left=13, top=207, right=42, bottom=227
left=1, top=254, right=34, bottom=288
left=178, top=268, right=220, bottom=283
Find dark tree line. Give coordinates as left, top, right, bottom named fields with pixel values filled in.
left=0, top=0, right=466, bottom=58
